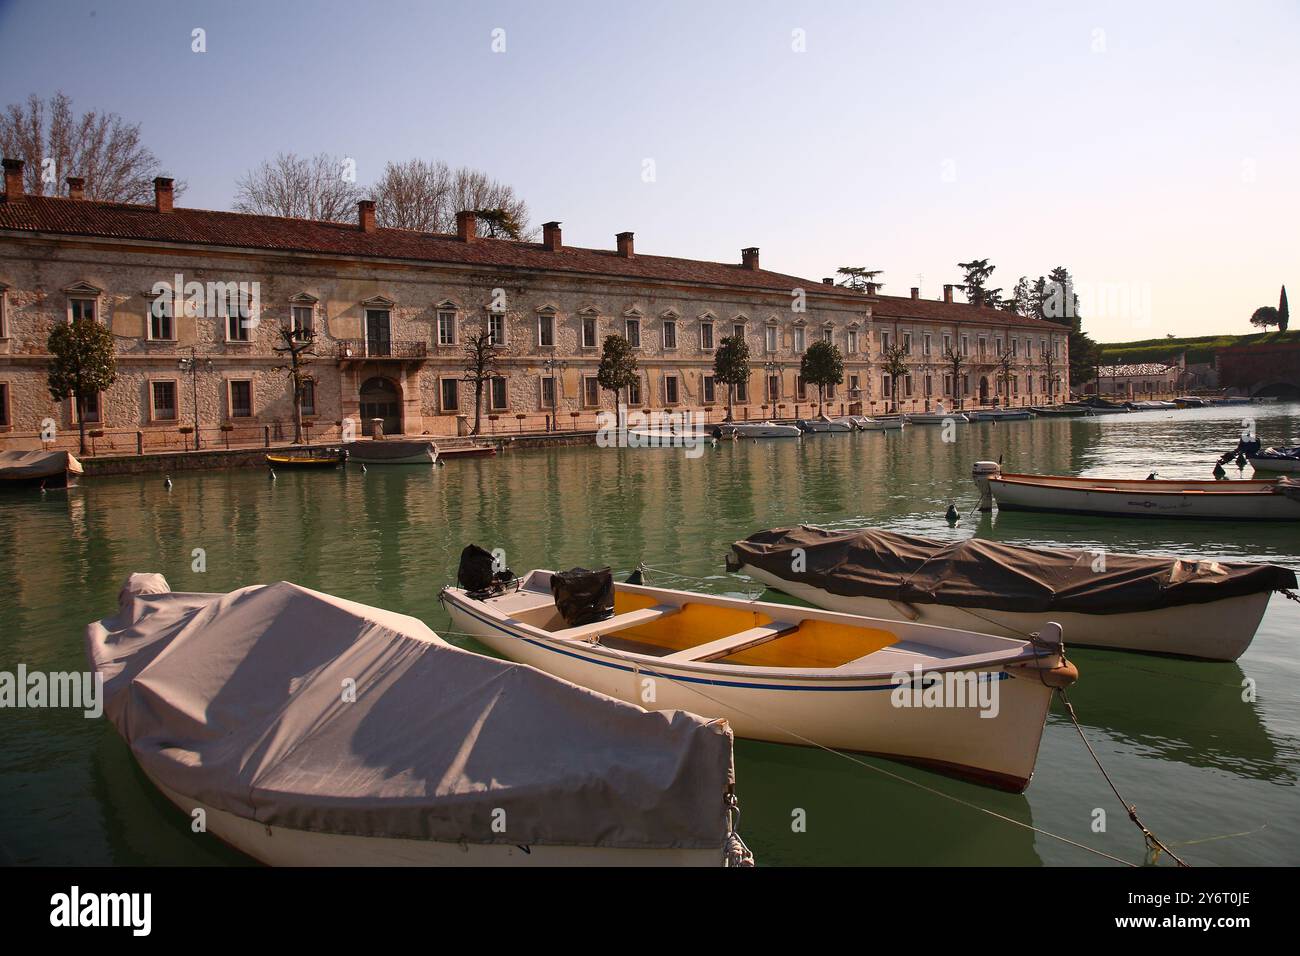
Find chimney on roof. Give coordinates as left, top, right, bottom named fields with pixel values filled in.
left=910, top=287, right=919, bottom=300
left=3, top=158, right=25, bottom=201
left=358, top=199, right=376, bottom=233
left=865, top=282, right=879, bottom=296
left=65, top=176, right=85, bottom=200
left=943, top=284, right=954, bottom=303
left=456, top=210, right=476, bottom=242
left=616, top=231, right=634, bottom=258
left=542, top=221, right=562, bottom=251
left=741, top=247, right=760, bottom=271
left=822, top=278, right=834, bottom=285
left=154, top=177, right=174, bottom=213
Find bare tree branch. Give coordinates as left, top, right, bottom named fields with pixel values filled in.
left=233, top=152, right=364, bottom=222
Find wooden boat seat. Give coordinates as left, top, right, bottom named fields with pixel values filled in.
left=551, top=604, right=680, bottom=641
left=660, top=622, right=799, bottom=664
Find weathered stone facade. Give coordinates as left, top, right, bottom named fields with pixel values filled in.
left=0, top=170, right=1070, bottom=451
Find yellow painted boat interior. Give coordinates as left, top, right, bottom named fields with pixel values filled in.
left=512, top=587, right=902, bottom=669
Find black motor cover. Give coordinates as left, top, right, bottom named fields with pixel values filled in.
left=458, top=544, right=512, bottom=597
left=550, top=567, right=615, bottom=626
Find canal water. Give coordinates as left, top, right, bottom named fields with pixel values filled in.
left=2, top=403, right=1298, bottom=866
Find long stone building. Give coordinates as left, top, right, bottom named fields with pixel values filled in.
left=0, top=158, right=1068, bottom=452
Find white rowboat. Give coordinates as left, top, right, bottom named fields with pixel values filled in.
left=443, top=572, right=1078, bottom=792
left=974, top=462, right=1300, bottom=521
left=715, top=421, right=802, bottom=438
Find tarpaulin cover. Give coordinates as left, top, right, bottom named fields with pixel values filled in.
left=86, top=574, right=734, bottom=849
left=731, top=526, right=1297, bottom=615
left=0, top=450, right=83, bottom=478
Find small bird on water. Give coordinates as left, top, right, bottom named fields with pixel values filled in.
left=268, top=468, right=277, bottom=481
left=164, top=475, right=173, bottom=490
left=945, top=503, right=959, bottom=524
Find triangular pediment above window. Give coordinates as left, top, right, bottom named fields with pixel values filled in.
left=732, top=313, right=750, bottom=324
left=792, top=317, right=807, bottom=327
left=435, top=298, right=460, bottom=310
left=361, top=295, right=396, bottom=308
left=290, top=291, right=319, bottom=304
left=535, top=303, right=559, bottom=315
left=577, top=306, right=601, bottom=317
left=659, top=308, right=680, bottom=320
left=64, top=281, right=103, bottom=296
left=622, top=306, right=643, bottom=318
left=846, top=321, right=861, bottom=330
left=696, top=310, right=717, bottom=322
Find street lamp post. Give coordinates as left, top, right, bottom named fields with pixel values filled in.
left=542, top=357, right=567, bottom=431
left=177, top=347, right=213, bottom=451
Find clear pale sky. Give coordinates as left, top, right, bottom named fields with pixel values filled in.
left=1, top=0, right=1296, bottom=342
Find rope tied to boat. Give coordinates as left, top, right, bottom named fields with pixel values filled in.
left=1055, top=688, right=1190, bottom=868
left=724, top=789, right=755, bottom=867
left=1281, top=588, right=1300, bottom=605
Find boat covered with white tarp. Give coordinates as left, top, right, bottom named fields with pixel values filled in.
left=87, top=573, right=747, bottom=866
left=0, top=449, right=83, bottom=488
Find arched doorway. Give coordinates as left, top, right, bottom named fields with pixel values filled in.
left=360, top=377, right=402, bottom=436
left=979, top=376, right=989, bottom=404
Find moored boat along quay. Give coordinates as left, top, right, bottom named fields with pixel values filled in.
left=3, top=402, right=1299, bottom=867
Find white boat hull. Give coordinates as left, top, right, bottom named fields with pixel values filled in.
left=989, top=474, right=1300, bottom=520
left=152, top=782, right=717, bottom=866
left=906, top=413, right=970, bottom=424
left=445, top=588, right=1066, bottom=792
left=719, top=422, right=802, bottom=438
left=857, top=417, right=905, bottom=431
left=967, top=409, right=1033, bottom=421
left=737, top=567, right=1271, bottom=662
left=1249, top=456, right=1300, bottom=474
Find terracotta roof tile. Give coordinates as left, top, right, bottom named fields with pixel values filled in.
left=0, top=195, right=836, bottom=295
left=870, top=292, right=1065, bottom=332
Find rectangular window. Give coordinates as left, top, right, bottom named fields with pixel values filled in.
left=665, top=375, right=679, bottom=404
left=847, top=329, right=858, bottom=353
left=663, top=320, right=677, bottom=350
left=488, top=313, right=506, bottom=347
left=148, top=298, right=174, bottom=340
left=923, top=333, right=931, bottom=356
left=882, top=374, right=891, bottom=398
left=540, top=376, right=555, bottom=410
left=702, top=375, right=715, bottom=404
left=437, top=310, right=457, bottom=346
left=625, top=318, right=641, bottom=348
left=735, top=379, right=748, bottom=402
left=151, top=381, right=177, bottom=421
left=904, top=375, right=913, bottom=397
left=943, top=333, right=952, bottom=356
left=827, top=381, right=836, bottom=399
left=300, top=380, right=316, bottom=417
left=903, top=332, right=912, bottom=354
left=583, top=376, right=600, bottom=407
left=961, top=335, right=969, bottom=357
left=0, top=291, right=7, bottom=338
left=822, top=327, right=832, bottom=344
left=538, top=314, right=555, bottom=347
left=796, top=376, right=807, bottom=401
left=944, top=375, right=952, bottom=396
left=979, top=338, right=987, bottom=359
left=490, top=376, right=508, bottom=411
left=765, top=326, right=778, bottom=353
left=0, top=383, right=8, bottom=426
left=879, top=330, right=891, bottom=352
left=627, top=378, right=642, bottom=406
left=1012, top=338, right=1018, bottom=357
left=849, top=374, right=860, bottom=398
left=994, top=337, right=1002, bottom=356
left=924, top=375, right=932, bottom=397
left=962, top=374, right=970, bottom=396
left=700, top=322, right=714, bottom=350
left=582, top=316, right=597, bottom=349
left=793, top=327, right=805, bottom=353
left=229, top=380, right=253, bottom=418
left=733, top=323, right=745, bottom=340
left=441, top=378, right=460, bottom=412
left=1012, top=375, right=1019, bottom=396
left=291, top=305, right=314, bottom=335
left=767, top=375, right=779, bottom=401
left=69, top=297, right=96, bottom=324
left=227, top=301, right=250, bottom=342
